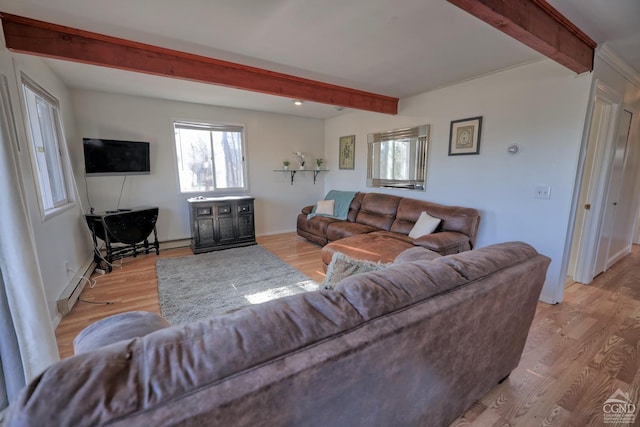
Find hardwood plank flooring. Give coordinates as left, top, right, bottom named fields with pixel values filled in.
left=55, top=235, right=640, bottom=426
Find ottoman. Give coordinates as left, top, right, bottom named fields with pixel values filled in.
left=321, top=232, right=415, bottom=269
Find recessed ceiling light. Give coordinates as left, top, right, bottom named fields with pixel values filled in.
left=292, top=100, right=303, bottom=106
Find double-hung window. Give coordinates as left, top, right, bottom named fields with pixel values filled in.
left=22, top=77, right=72, bottom=216
left=173, top=121, right=247, bottom=194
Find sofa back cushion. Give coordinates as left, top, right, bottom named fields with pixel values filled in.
left=355, top=193, right=402, bottom=230
left=390, top=198, right=480, bottom=241
left=347, top=192, right=365, bottom=222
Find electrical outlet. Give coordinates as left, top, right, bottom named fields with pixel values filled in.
left=535, top=186, right=552, bottom=200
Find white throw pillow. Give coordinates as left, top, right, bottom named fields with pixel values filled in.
left=408, top=211, right=441, bottom=239
left=316, top=199, right=335, bottom=216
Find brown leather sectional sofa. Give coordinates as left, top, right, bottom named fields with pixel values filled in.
left=6, top=242, right=550, bottom=426
left=297, top=192, right=481, bottom=267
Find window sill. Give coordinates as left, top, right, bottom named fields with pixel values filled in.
left=41, top=202, right=76, bottom=222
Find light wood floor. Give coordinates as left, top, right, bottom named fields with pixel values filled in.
left=55, top=234, right=640, bottom=426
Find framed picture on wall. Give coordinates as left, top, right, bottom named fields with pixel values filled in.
left=448, top=116, right=482, bottom=156
left=339, top=135, right=355, bottom=169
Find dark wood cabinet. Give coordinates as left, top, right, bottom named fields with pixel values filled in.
left=188, top=196, right=256, bottom=254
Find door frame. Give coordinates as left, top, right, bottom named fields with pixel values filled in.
left=562, top=80, right=622, bottom=286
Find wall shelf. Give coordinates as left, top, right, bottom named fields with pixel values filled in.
left=274, top=169, right=329, bottom=185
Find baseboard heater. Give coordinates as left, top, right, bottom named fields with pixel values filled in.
left=56, top=239, right=191, bottom=317
left=56, top=258, right=96, bottom=317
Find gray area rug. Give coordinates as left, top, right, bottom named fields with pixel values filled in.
left=156, top=245, right=318, bottom=325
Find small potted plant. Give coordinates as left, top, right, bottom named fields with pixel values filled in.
left=316, top=158, right=324, bottom=170
left=283, top=160, right=290, bottom=170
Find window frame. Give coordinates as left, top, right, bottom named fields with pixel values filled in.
left=21, top=74, right=75, bottom=220
left=172, top=119, right=249, bottom=195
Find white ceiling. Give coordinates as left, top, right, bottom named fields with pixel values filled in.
left=0, top=0, right=638, bottom=119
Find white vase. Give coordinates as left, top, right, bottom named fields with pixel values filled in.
left=283, top=165, right=289, bottom=170
left=300, top=165, right=305, bottom=170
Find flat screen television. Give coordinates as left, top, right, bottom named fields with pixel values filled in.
left=83, top=138, right=150, bottom=176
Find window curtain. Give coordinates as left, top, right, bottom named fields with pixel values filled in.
left=0, top=73, right=59, bottom=417
left=0, top=268, right=25, bottom=418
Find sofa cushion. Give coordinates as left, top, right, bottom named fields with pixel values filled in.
left=408, top=211, right=441, bottom=238
left=323, top=252, right=387, bottom=289
left=412, top=231, right=471, bottom=254
left=297, top=213, right=341, bottom=243
left=334, top=241, right=541, bottom=321
left=326, top=221, right=378, bottom=241
left=333, top=257, right=468, bottom=321
left=390, top=198, right=479, bottom=241
left=322, top=233, right=414, bottom=266
left=394, top=247, right=442, bottom=264
left=347, top=192, right=365, bottom=222
left=355, top=193, right=402, bottom=231
left=368, top=230, right=413, bottom=244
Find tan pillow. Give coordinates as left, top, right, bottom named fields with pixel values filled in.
left=316, top=199, right=335, bottom=216
left=323, top=252, right=387, bottom=289
left=408, top=211, right=441, bottom=239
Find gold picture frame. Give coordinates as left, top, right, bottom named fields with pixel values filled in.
left=448, top=116, right=482, bottom=156
left=339, top=135, right=355, bottom=169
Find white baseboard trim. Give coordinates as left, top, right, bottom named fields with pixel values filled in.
left=159, top=238, right=191, bottom=250
left=606, top=246, right=630, bottom=271
left=56, top=256, right=96, bottom=317
left=257, top=229, right=296, bottom=237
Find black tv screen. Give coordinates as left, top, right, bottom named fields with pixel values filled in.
left=83, top=138, right=150, bottom=176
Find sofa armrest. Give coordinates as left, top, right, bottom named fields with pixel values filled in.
left=73, top=311, right=170, bottom=354
left=301, top=205, right=314, bottom=215
left=412, top=231, right=471, bottom=255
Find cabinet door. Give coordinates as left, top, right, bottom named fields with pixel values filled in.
left=193, top=205, right=215, bottom=246
left=237, top=202, right=255, bottom=240
left=216, top=203, right=236, bottom=243
left=196, top=218, right=215, bottom=245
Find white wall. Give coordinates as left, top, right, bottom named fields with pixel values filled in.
left=70, top=90, right=326, bottom=240
left=8, top=54, right=94, bottom=325
left=323, top=59, right=592, bottom=303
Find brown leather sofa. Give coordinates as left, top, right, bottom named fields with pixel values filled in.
left=6, top=242, right=549, bottom=427
left=297, top=192, right=480, bottom=267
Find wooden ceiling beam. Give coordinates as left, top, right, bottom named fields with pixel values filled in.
left=447, top=0, right=596, bottom=74
left=0, top=12, right=398, bottom=115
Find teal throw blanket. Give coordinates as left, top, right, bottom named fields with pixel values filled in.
left=308, top=190, right=357, bottom=220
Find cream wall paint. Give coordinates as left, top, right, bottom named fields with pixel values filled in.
left=9, top=54, right=93, bottom=325
left=323, top=60, right=592, bottom=303
left=69, top=90, right=326, bottom=241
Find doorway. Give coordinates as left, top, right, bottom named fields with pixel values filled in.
left=568, top=80, right=623, bottom=284
left=594, top=109, right=634, bottom=274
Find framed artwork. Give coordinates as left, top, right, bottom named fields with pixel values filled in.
left=339, top=135, right=355, bottom=169
left=448, top=116, right=482, bottom=156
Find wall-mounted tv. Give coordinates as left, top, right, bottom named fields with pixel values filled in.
left=83, top=138, right=150, bottom=176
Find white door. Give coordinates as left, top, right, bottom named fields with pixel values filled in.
left=571, top=81, right=622, bottom=284
left=594, top=109, right=633, bottom=274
